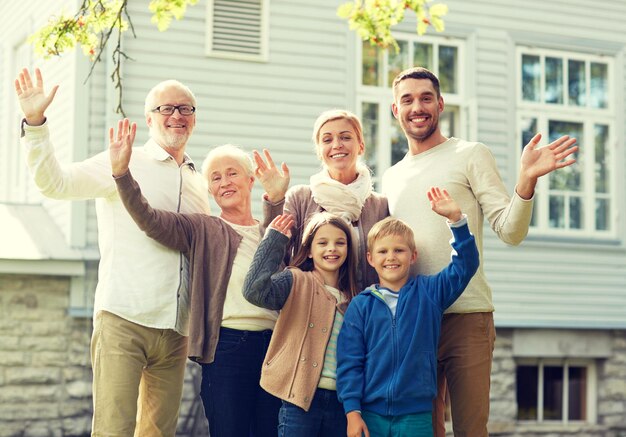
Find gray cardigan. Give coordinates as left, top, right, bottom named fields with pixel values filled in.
left=263, top=184, right=389, bottom=291
left=115, top=171, right=243, bottom=364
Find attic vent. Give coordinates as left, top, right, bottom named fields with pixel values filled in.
left=206, top=0, right=269, bottom=62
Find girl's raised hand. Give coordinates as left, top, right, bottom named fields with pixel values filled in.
left=269, top=214, right=295, bottom=237
left=427, top=187, right=462, bottom=223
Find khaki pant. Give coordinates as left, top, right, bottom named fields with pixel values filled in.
left=432, top=312, right=496, bottom=437
left=90, top=311, right=188, bottom=437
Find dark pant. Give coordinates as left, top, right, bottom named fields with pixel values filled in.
left=200, top=327, right=281, bottom=437
left=278, top=388, right=346, bottom=437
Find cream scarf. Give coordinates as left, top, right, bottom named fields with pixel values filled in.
left=309, top=163, right=373, bottom=223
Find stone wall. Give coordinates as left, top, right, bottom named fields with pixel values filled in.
left=0, top=273, right=206, bottom=437
left=489, top=328, right=626, bottom=437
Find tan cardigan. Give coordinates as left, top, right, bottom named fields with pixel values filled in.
left=259, top=268, right=347, bottom=411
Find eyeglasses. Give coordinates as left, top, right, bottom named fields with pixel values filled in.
left=151, top=105, right=196, bottom=116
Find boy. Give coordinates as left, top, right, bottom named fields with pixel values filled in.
left=336, top=187, right=479, bottom=437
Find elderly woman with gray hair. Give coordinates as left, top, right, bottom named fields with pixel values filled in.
left=257, top=109, right=389, bottom=291
left=108, top=118, right=281, bottom=437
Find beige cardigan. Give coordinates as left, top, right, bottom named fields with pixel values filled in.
left=259, top=268, right=347, bottom=411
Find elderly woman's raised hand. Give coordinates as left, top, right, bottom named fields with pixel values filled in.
left=14, top=68, right=59, bottom=126
left=109, top=118, right=137, bottom=177
left=253, top=149, right=290, bottom=203
left=269, top=214, right=295, bottom=238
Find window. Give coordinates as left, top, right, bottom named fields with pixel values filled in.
left=205, top=0, right=269, bottom=62
left=517, top=48, right=614, bottom=236
left=358, top=35, right=465, bottom=182
left=516, top=359, right=597, bottom=424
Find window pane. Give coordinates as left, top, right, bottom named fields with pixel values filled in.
left=439, top=45, right=458, bottom=94
left=596, top=198, right=609, bottom=231
left=390, top=108, right=408, bottom=165
left=516, top=366, right=538, bottom=420
left=522, top=55, right=540, bottom=102
left=594, top=124, right=609, bottom=193
left=590, top=62, right=608, bottom=108
left=549, top=196, right=565, bottom=228
left=362, top=42, right=382, bottom=86
left=543, top=366, right=564, bottom=420
left=440, top=105, right=458, bottom=138
left=568, top=60, right=586, bottom=106
left=361, top=102, right=379, bottom=175
left=388, top=40, right=409, bottom=87
left=545, top=57, right=563, bottom=104
left=568, top=367, right=587, bottom=420
left=413, top=42, right=433, bottom=70
left=548, top=121, right=582, bottom=191
left=570, top=196, right=583, bottom=229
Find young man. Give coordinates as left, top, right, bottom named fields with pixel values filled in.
left=15, top=68, right=210, bottom=436
left=336, top=187, right=479, bottom=437
left=382, top=67, right=578, bottom=436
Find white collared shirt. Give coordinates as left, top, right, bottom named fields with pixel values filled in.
left=22, top=122, right=210, bottom=335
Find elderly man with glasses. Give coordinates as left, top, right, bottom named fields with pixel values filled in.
left=15, top=68, right=210, bottom=437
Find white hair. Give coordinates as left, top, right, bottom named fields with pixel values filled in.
left=201, top=144, right=255, bottom=184
left=144, top=80, right=196, bottom=115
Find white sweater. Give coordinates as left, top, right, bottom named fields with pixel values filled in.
left=382, top=137, right=533, bottom=313
left=23, top=122, right=210, bottom=334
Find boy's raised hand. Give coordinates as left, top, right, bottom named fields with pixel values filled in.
left=428, top=187, right=462, bottom=223
left=109, top=118, right=137, bottom=177
left=253, top=148, right=290, bottom=203
left=269, top=214, right=295, bottom=238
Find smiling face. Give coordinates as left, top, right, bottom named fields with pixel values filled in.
left=367, top=233, right=417, bottom=291
left=316, top=118, right=365, bottom=183
left=392, top=78, right=445, bottom=150
left=206, top=156, right=254, bottom=212
left=309, top=223, right=349, bottom=285
left=146, top=85, right=196, bottom=153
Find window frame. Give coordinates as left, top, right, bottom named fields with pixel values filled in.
left=356, top=34, right=467, bottom=181
left=516, top=358, right=597, bottom=425
left=516, top=46, right=616, bottom=238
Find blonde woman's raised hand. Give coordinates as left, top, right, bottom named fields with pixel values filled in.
left=253, top=148, right=290, bottom=203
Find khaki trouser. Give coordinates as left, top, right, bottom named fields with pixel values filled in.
left=90, top=311, right=188, bottom=437
left=432, top=312, right=496, bottom=437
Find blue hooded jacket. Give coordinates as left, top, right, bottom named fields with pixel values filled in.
left=336, top=223, right=479, bottom=416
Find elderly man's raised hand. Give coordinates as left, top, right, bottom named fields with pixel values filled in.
left=14, top=68, right=59, bottom=126
left=516, top=133, right=578, bottom=199
left=109, top=119, right=137, bottom=177
left=253, top=149, right=290, bottom=203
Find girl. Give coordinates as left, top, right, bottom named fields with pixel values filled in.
left=243, top=212, right=358, bottom=437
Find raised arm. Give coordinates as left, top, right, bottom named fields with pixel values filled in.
left=256, top=149, right=290, bottom=228
left=426, top=187, right=479, bottom=309
left=16, top=68, right=115, bottom=199
left=110, top=119, right=196, bottom=252
left=243, top=215, right=296, bottom=310
left=15, top=67, right=58, bottom=127
left=516, top=133, right=578, bottom=199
